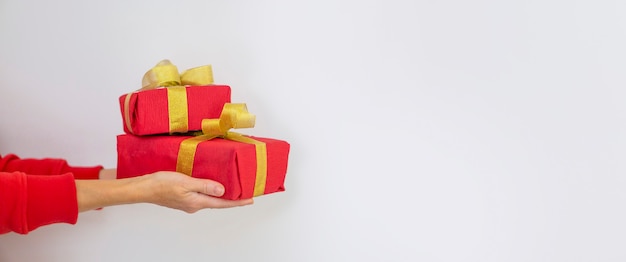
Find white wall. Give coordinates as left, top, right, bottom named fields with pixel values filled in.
left=1, top=0, right=625, bottom=261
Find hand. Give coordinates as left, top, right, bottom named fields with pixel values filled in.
left=76, top=170, right=253, bottom=212
left=138, top=171, right=254, bottom=213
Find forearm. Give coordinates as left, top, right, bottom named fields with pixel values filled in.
left=98, top=168, right=117, bottom=180
left=75, top=176, right=149, bottom=212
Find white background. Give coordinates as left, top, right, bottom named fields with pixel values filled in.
left=1, top=0, right=625, bottom=261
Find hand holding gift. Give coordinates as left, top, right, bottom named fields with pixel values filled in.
left=77, top=170, right=253, bottom=213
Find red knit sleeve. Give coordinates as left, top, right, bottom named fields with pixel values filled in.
left=0, top=154, right=103, bottom=180
left=0, top=172, right=78, bottom=234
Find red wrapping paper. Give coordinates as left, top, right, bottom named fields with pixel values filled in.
left=119, top=85, right=231, bottom=136
left=116, top=134, right=290, bottom=200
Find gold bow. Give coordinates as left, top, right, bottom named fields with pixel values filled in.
left=176, top=103, right=268, bottom=197
left=124, top=60, right=214, bottom=134
left=140, top=59, right=214, bottom=90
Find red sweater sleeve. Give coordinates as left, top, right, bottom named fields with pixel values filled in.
left=0, top=154, right=104, bottom=234
left=0, top=154, right=103, bottom=180
left=0, top=172, right=78, bottom=234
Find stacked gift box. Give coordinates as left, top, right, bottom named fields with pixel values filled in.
left=116, top=60, right=290, bottom=200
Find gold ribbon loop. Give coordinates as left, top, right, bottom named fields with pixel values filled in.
left=180, top=65, right=214, bottom=86
left=141, top=60, right=181, bottom=90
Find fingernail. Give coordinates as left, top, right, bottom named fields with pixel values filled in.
left=214, top=186, right=224, bottom=196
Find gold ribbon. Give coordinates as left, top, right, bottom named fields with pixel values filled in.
left=124, top=59, right=214, bottom=134
left=176, top=103, right=268, bottom=197
left=140, top=59, right=214, bottom=91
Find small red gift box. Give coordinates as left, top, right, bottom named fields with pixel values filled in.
left=119, top=85, right=231, bottom=136
left=116, top=133, right=290, bottom=200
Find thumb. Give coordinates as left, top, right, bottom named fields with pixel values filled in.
left=185, top=177, right=225, bottom=197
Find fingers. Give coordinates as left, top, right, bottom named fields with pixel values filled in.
left=148, top=171, right=255, bottom=212
left=184, top=176, right=225, bottom=197
left=182, top=176, right=254, bottom=209
left=200, top=196, right=254, bottom=209
left=180, top=195, right=253, bottom=213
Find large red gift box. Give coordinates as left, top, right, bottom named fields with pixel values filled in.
left=116, top=133, right=290, bottom=200
left=119, top=85, right=231, bottom=136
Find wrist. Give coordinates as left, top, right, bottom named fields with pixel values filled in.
left=127, top=175, right=153, bottom=204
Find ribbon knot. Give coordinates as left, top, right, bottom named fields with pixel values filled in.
left=202, top=103, right=256, bottom=137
